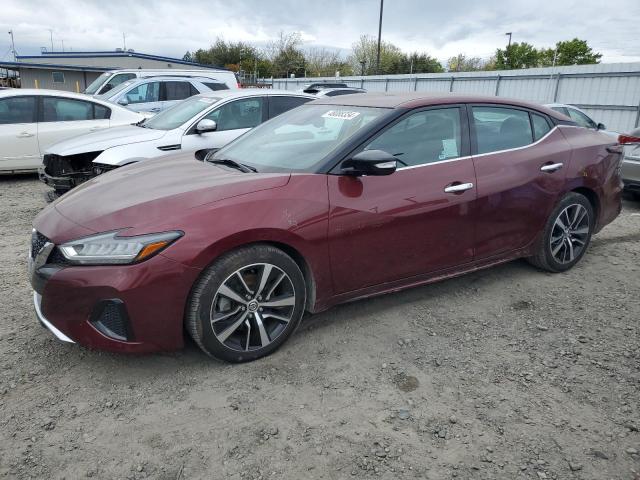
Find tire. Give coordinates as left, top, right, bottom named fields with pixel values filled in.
left=528, top=192, right=594, bottom=273
left=186, top=244, right=307, bottom=362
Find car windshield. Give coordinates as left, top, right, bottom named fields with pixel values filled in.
left=84, top=72, right=111, bottom=94
left=212, top=104, right=388, bottom=173
left=96, top=80, right=136, bottom=100
left=143, top=96, right=221, bottom=130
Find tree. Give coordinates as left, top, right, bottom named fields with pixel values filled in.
left=447, top=54, right=485, bottom=72
left=182, top=51, right=194, bottom=63
left=538, top=38, right=602, bottom=66
left=305, top=47, right=352, bottom=77
left=405, top=52, right=444, bottom=74
left=495, top=42, right=539, bottom=69
left=348, top=35, right=415, bottom=75
left=265, top=32, right=306, bottom=78
left=191, top=38, right=260, bottom=72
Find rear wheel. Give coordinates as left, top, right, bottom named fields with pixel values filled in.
left=528, top=192, right=594, bottom=272
left=186, top=245, right=306, bottom=362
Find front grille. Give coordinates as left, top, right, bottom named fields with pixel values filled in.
left=90, top=300, right=130, bottom=341
left=31, top=231, right=49, bottom=259
left=47, top=247, right=70, bottom=265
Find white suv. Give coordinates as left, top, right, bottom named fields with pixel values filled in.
left=95, top=76, right=228, bottom=114
left=85, top=68, right=238, bottom=95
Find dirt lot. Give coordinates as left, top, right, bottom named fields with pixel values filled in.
left=0, top=175, right=638, bottom=480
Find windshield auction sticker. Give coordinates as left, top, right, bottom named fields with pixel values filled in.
left=322, top=110, right=361, bottom=120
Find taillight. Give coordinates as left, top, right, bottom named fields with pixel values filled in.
left=237, top=82, right=242, bottom=89
left=619, top=133, right=640, bottom=145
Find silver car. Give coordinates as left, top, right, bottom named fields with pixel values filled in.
left=621, top=127, right=640, bottom=196
left=96, top=76, right=228, bottom=114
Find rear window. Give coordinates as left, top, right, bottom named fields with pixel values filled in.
left=203, top=82, right=229, bottom=91
left=531, top=113, right=551, bottom=141
left=472, top=106, right=533, bottom=154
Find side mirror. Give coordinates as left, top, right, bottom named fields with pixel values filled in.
left=196, top=119, right=217, bottom=134
left=117, top=97, right=129, bottom=106
left=597, top=123, right=606, bottom=131
left=340, top=150, right=397, bottom=176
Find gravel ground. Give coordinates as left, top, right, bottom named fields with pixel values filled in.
left=0, top=174, right=639, bottom=480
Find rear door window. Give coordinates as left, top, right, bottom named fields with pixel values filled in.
left=472, top=106, right=533, bottom=154
left=41, top=97, right=94, bottom=122
left=268, top=96, right=312, bottom=118
left=0, top=96, right=37, bottom=124
left=163, top=81, right=193, bottom=101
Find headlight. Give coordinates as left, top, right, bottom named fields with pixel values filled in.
left=59, top=230, right=183, bottom=265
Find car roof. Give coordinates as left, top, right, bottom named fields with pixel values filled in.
left=0, top=88, right=97, bottom=99
left=196, top=89, right=316, bottom=100
left=311, top=92, right=566, bottom=119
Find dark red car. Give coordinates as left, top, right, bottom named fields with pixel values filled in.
left=29, top=93, right=623, bottom=362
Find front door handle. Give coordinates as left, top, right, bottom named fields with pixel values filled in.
left=89, top=127, right=102, bottom=131
left=444, top=182, right=474, bottom=193
left=540, top=162, right=563, bottom=173
left=17, top=132, right=35, bottom=138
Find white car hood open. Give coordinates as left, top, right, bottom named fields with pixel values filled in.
left=45, top=125, right=170, bottom=156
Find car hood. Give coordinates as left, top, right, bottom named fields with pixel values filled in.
left=46, top=153, right=291, bottom=235
left=45, top=125, right=169, bottom=156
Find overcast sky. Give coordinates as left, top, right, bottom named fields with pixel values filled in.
left=2, top=0, right=640, bottom=64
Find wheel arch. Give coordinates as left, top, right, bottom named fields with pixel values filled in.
left=190, top=230, right=321, bottom=314
left=571, top=186, right=600, bottom=223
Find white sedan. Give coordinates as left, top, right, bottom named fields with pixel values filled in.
left=0, top=89, right=144, bottom=173
left=41, top=89, right=314, bottom=194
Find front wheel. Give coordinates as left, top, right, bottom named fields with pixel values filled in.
left=528, top=192, right=594, bottom=272
left=186, top=245, right=307, bottom=362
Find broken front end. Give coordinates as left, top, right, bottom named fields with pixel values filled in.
left=40, top=152, right=117, bottom=194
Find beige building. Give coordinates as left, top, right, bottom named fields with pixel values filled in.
left=0, top=50, right=225, bottom=92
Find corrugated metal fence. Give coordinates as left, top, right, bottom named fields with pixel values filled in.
left=271, top=63, right=640, bottom=133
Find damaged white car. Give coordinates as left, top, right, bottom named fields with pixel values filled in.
left=40, top=89, right=314, bottom=195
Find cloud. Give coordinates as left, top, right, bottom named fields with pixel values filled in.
left=1, top=0, right=639, bottom=63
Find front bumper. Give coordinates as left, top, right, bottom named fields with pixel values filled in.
left=33, top=292, right=74, bottom=343
left=39, top=167, right=84, bottom=192
left=29, top=246, right=202, bottom=353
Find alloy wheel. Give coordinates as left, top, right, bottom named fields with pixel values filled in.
left=549, top=203, right=590, bottom=264
left=210, top=263, right=296, bottom=352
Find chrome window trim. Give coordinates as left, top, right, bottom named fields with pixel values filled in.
left=395, top=124, right=564, bottom=171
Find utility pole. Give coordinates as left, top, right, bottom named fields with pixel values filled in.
left=123, top=33, right=127, bottom=51
left=61, top=39, right=65, bottom=52
left=505, top=32, right=512, bottom=68
left=8, top=30, right=17, bottom=61
left=360, top=60, right=366, bottom=76
left=376, top=0, right=384, bottom=74
left=48, top=29, right=54, bottom=52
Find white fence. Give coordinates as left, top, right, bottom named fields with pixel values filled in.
left=271, top=63, right=640, bottom=133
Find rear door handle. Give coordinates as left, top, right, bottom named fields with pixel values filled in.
left=89, top=126, right=102, bottom=131
left=540, top=162, right=563, bottom=173
left=444, top=182, right=474, bottom=193
left=17, top=132, right=35, bottom=138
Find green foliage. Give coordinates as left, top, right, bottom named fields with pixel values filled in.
left=348, top=35, right=442, bottom=75
left=447, top=54, right=486, bottom=72
left=495, top=42, right=540, bottom=69
left=538, top=38, right=603, bottom=67
left=495, top=38, right=601, bottom=70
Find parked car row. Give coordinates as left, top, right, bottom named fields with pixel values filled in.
left=0, top=89, right=144, bottom=172
left=40, top=89, right=315, bottom=194
left=26, top=88, right=638, bottom=362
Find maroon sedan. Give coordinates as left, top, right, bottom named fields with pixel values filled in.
left=29, top=93, right=623, bottom=362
